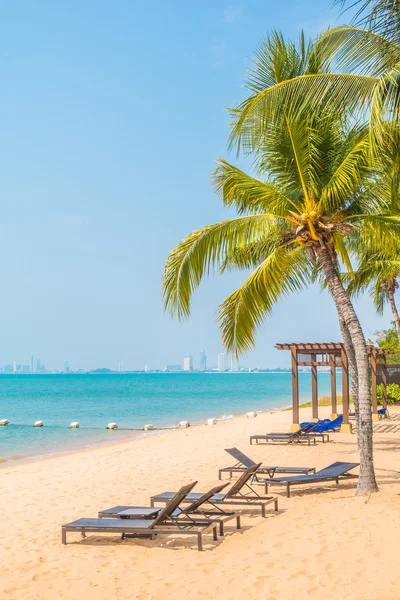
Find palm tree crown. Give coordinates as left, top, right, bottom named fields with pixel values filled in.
left=163, top=33, right=395, bottom=354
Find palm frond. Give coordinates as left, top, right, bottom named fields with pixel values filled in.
left=316, top=26, right=400, bottom=77
left=319, top=127, right=370, bottom=213
left=217, top=246, right=311, bottom=353
left=212, top=159, right=294, bottom=215
left=219, top=235, right=284, bottom=273
left=162, top=214, right=278, bottom=318
left=229, top=74, right=377, bottom=155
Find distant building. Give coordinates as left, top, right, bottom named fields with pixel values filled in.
left=22, top=365, right=30, bottom=374
left=30, top=353, right=35, bottom=374
left=164, top=364, right=183, bottom=372
left=3, top=364, right=13, bottom=374
left=218, top=353, right=225, bottom=372
left=144, top=365, right=149, bottom=373
left=200, top=350, right=207, bottom=372
left=230, top=354, right=239, bottom=372
left=64, top=360, right=70, bottom=373
left=36, top=359, right=41, bottom=374
left=118, top=361, right=124, bottom=372
left=183, top=354, right=193, bottom=372
left=13, top=361, right=17, bottom=374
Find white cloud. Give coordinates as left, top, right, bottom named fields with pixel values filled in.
left=222, top=6, right=242, bottom=25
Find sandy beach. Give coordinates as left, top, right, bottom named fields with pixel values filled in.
left=2, top=405, right=400, bottom=600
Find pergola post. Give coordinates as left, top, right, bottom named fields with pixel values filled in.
left=340, top=347, right=352, bottom=433
left=311, top=358, right=319, bottom=422
left=330, top=354, right=337, bottom=419
left=291, top=345, right=300, bottom=432
left=371, top=349, right=379, bottom=421
left=381, top=361, right=388, bottom=409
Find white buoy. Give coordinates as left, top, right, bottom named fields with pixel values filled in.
left=68, top=421, right=80, bottom=428
left=33, top=421, right=43, bottom=427
left=0, top=419, right=9, bottom=426
left=207, top=418, right=217, bottom=426
left=246, top=411, right=257, bottom=418
left=179, top=421, right=190, bottom=428
left=144, top=424, right=155, bottom=431
left=106, top=422, right=118, bottom=430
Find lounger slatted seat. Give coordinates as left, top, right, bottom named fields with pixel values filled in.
left=218, top=448, right=315, bottom=480
left=150, top=464, right=278, bottom=517
left=99, top=483, right=241, bottom=536
left=259, top=461, right=359, bottom=497
left=250, top=422, right=329, bottom=445
left=62, top=482, right=218, bottom=551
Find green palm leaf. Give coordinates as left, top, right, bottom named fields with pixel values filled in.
left=162, top=214, right=278, bottom=318
left=217, top=246, right=311, bottom=353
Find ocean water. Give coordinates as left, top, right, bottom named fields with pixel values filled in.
left=0, top=372, right=340, bottom=465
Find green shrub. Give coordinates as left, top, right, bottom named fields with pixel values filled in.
left=376, top=383, right=400, bottom=405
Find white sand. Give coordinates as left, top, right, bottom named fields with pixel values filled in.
left=1, top=405, right=400, bottom=600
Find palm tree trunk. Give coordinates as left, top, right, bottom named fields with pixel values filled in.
left=339, top=318, right=360, bottom=438
left=316, top=245, right=378, bottom=495
left=388, top=289, right=400, bottom=345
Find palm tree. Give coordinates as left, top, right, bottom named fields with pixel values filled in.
left=163, top=34, right=399, bottom=494
left=349, top=253, right=400, bottom=340
left=347, top=124, right=400, bottom=342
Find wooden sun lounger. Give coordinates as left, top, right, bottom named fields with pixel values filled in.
left=250, top=423, right=330, bottom=445
left=218, top=447, right=316, bottom=480
left=61, top=517, right=218, bottom=551
left=260, top=461, right=359, bottom=497
left=150, top=464, right=279, bottom=518
left=62, top=482, right=218, bottom=551
left=99, top=483, right=242, bottom=536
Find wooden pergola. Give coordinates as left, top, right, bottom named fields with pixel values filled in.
left=275, top=342, right=392, bottom=433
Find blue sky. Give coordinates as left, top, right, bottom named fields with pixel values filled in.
left=0, top=0, right=391, bottom=370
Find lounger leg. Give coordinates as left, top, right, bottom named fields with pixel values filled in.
left=62, top=528, right=66, bottom=545
left=150, top=499, right=155, bottom=507
left=213, top=526, right=218, bottom=542
left=236, top=516, right=241, bottom=529
left=81, top=529, right=86, bottom=538
left=219, top=522, right=224, bottom=536
left=336, top=477, right=339, bottom=485
left=264, top=481, right=268, bottom=494
left=261, top=504, right=266, bottom=517
left=287, top=483, right=291, bottom=498
left=197, top=533, right=203, bottom=551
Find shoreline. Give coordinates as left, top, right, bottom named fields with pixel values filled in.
left=0, top=405, right=290, bottom=470
left=0, top=395, right=293, bottom=468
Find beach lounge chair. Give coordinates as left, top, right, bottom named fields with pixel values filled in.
left=378, top=407, right=389, bottom=419
left=250, top=422, right=329, bottom=445
left=62, top=482, right=218, bottom=551
left=150, top=464, right=278, bottom=517
left=350, top=407, right=390, bottom=420
left=98, top=482, right=242, bottom=536
left=301, top=415, right=343, bottom=433
left=218, top=447, right=316, bottom=480
left=259, top=461, right=359, bottom=497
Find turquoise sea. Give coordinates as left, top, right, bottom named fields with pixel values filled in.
left=0, top=372, right=340, bottom=465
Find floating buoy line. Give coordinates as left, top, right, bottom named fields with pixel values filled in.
left=0, top=411, right=262, bottom=431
